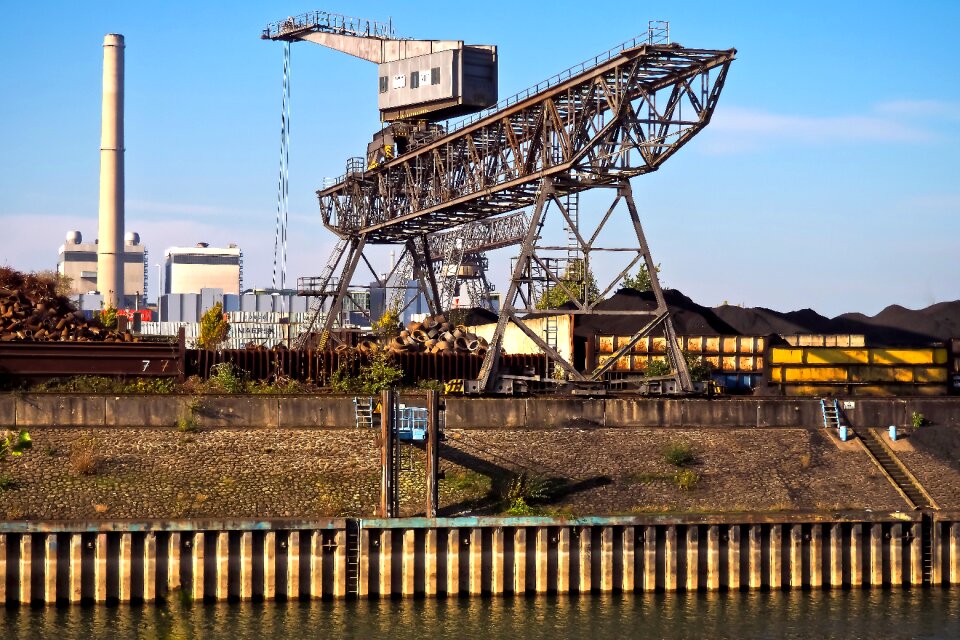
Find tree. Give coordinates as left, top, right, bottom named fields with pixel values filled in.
left=35, top=270, right=73, bottom=297
left=100, top=305, right=118, bottom=330
left=372, top=308, right=401, bottom=341
left=621, top=263, right=661, bottom=292
left=198, top=302, right=230, bottom=350
left=536, top=259, right=600, bottom=310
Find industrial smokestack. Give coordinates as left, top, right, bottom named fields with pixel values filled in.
left=96, top=33, right=125, bottom=308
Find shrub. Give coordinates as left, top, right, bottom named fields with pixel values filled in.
left=645, top=359, right=671, bottom=377
left=684, top=353, right=714, bottom=382
left=1, top=429, right=32, bottom=459
left=415, top=379, right=446, bottom=392
left=911, top=412, right=926, bottom=428
left=663, top=442, right=696, bottom=467
left=505, top=497, right=534, bottom=515
left=674, top=469, right=700, bottom=491
left=372, top=309, right=401, bottom=340
left=99, top=305, right=118, bottom=330
left=357, top=351, right=404, bottom=395
left=208, top=362, right=245, bottom=394
left=177, top=415, right=199, bottom=433
left=329, top=365, right=360, bottom=393
left=69, top=438, right=101, bottom=476
left=197, top=302, right=230, bottom=350
left=501, top=472, right=553, bottom=507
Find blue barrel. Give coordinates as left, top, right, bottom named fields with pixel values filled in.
left=889, top=425, right=898, bottom=441
left=838, top=426, right=848, bottom=442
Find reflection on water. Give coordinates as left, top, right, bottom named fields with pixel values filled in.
left=2, top=589, right=958, bottom=639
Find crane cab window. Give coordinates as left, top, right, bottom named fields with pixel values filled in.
left=431, top=67, right=440, bottom=85
left=410, top=71, right=420, bottom=89
left=379, top=76, right=388, bottom=94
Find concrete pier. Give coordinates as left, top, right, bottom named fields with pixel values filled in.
left=0, top=514, right=957, bottom=605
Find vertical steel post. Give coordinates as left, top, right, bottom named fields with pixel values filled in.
left=380, top=389, right=394, bottom=518
left=425, top=390, right=440, bottom=517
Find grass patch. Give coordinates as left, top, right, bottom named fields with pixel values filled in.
left=623, top=471, right=672, bottom=485
left=498, top=472, right=561, bottom=515
left=663, top=442, right=696, bottom=467
left=444, top=469, right=492, bottom=497
left=0, top=473, right=18, bottom=490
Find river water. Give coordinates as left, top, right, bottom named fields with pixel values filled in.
left=2, top=589, right=957, bottom=639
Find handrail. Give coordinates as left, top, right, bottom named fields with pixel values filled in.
left=316, top=24, right=676, bottom=189
left=444, top=28, right=670, bottom=134
left=263, top=10, right=401, bottom=41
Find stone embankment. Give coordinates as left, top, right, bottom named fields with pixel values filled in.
left=1, top=426, right=916, bottom=521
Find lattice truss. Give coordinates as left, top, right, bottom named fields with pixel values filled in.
left=386, top=211, right=529, bottom=314
left=317, top=43, right=735, bottom=242
left=475, top=177, right=691, bottom=389
left=301, top=40, right=734, bottom=388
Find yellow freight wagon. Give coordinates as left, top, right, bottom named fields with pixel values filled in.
left=767, top=346, right=949, bottom=396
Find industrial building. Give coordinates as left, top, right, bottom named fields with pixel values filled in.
left=163, top=243, right=242, bottom=296
left=144, top=286, right=370, bottom=348
left=57, top=230, right=146, bottom=308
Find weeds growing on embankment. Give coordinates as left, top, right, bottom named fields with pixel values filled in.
left=16, top=368, right=321, bottom=395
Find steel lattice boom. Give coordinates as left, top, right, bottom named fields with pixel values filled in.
left=272, top=21, right=736, bottom=391
left=317, top=41, right=735, bottom=242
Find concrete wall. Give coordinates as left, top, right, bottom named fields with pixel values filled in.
left=6, top=394, right=960, bottom=429
left=1, top=513, right=958, bottom=604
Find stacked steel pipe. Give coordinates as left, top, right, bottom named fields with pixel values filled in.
left=338, top=313, right=491, bottom=356
left=0, top=270, right=135, bottom=343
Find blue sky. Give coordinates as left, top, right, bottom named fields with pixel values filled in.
left=1, top=1, right=958, bottom=316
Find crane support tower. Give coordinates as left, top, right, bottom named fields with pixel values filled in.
left=265, top=12, right=736, bottom=393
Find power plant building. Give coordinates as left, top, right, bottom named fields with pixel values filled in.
left=164, top=243, right=242, bottom=296
left=57, top=230, right=146, bottom=308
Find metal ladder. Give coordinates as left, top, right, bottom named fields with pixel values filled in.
left=345, top=519, right=361, bottom=597
left=564, top=192, right=580, bottom=273
left=921, top=513, right=934, bottom=584
left=353, top=397, right=375, bottom=429
left=819, top=398, right=842, bottom=430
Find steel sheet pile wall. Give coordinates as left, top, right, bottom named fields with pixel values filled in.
left=188, top=350, right=544, bottom=386
left=2, top=515, right=959, bottom=604
left=767, top=347, right=950, bottom=396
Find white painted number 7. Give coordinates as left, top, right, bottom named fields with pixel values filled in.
left=142, top=360, right=150, bottom=372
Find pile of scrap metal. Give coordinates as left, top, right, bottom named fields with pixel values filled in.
left=337, top=313, right=491, bottom=355
left=0, top=269, right=135, bottom=343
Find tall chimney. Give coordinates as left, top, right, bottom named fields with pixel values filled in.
left=97, top=33, right=125, bottom=309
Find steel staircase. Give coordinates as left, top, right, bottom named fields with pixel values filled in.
left=825, top=402, right=938, bottom=584
left=858, top=428, right=931, bottom=509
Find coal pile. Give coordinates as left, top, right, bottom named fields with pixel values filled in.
left=716, top=300, right=960, bottom=345
left=569, top=288, right=740, bottom=338
left=0, top=268, right=136, bottom=343
left=712, top=305, right=835, bottom=337
left=535, top=286, right=960, bottom=346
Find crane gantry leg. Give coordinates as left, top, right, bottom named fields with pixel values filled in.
left=478, top=178, right=693, bottom=392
